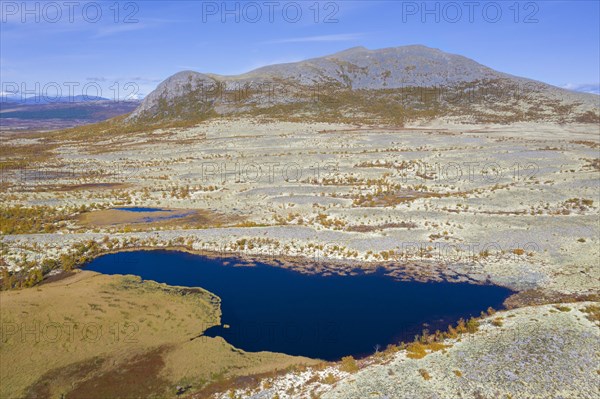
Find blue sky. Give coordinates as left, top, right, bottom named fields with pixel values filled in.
left=1, top=0, right=599, bottom=99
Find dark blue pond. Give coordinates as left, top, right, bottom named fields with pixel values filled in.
left=85, top=250, right=513, bottom=361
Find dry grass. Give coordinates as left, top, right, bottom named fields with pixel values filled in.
left=46, top=114, right=211, bottom=144
left=582, top=304, right=600, bottom=323
left=0, top=271, right=315, bottom=398
left=406, top=342, right=451, bottom=360
left=554, top=305, right=572, bottom=312
left=0, top=142, right=57, bottom=169
left=0, top=205, right=78, bottom=234
left=339, top=356, right=359, bottom=373
left=78, top=208, right=242, bottom=232
left=418, top=368, right=432, bottom=380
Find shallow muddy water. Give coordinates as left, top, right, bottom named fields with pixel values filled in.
left=112, top=207, right=169, bottom=212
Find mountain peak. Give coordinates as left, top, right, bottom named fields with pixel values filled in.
left=127, top=45, right=599, bottom=125
left=238, top=44, right=500, bottom=88
left=332, top=46, right=369, bottom=55
left=331, top=44, right=444, bottom=56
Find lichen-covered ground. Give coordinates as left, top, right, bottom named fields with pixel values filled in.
left=211, top=303, right=600, bottom=399
left=2, top=119, right=598, bottom=295
left=1, top=118, right=599, bottom=398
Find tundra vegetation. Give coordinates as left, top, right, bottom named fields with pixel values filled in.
left=1, top=46, right=599, bottom=398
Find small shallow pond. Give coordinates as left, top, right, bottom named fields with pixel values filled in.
left=112, top=207, right=169, bottom=213
left=85, top=250, right=513, bottom=360
left=110, top=207, right=195, bottom=223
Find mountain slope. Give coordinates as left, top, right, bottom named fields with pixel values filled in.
left=128, top=45, right=599, bottom=125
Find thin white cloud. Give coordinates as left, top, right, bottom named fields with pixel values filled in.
left=92, top=23, right=150, bottom=38
left=91, top=16, right=176, bottom=38
left=264, top=33, right=365, bottom=44
left=561, top=83, right=600, bottom=95
left=85, top=76, right=162, bottom=84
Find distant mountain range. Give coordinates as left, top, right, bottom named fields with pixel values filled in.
left=127, top=45, right=599, bottom=126
left=0, top=95, right=112, bottom=105
left=0, top=98, right=140, bottom=131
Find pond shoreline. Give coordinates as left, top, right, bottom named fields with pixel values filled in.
left=34, top=243, right=562, bottom=310
left=74, top=244, right=514, bottom=288
left=83, top=249, right=515, bottom=360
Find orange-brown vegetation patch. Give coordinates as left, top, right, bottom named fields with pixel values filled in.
left=78, top=208, right=241, bottom=229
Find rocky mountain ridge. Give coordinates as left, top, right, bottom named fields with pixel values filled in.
left=128, top=45, right=599, bottom=125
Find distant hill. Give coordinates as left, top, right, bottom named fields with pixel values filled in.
left=127, top=45, right=599, bottom=126
left=0, top=100, right=140, bottom=131
left=1, top=95, right=110, bottom=105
